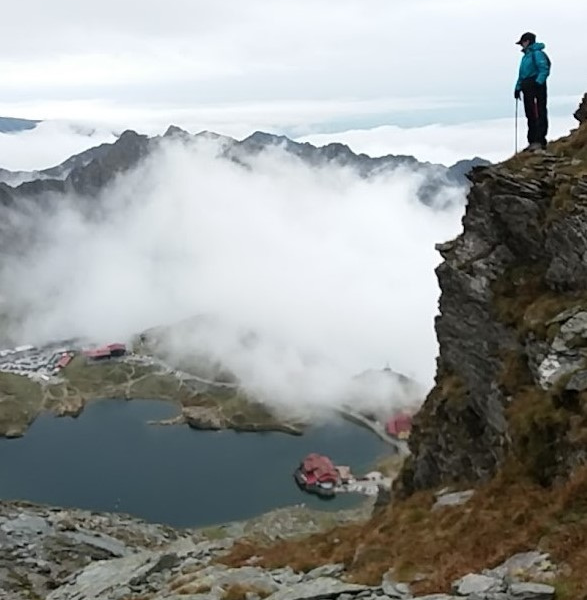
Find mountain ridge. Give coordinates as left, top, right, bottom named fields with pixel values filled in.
left=0, top=127, right=489, bottom=207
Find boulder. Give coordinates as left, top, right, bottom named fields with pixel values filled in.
left=264, top=578, right=370, bottom=600
left=452, top=573, right=504, bottom=596
left=508, top=582, right=555, bottom=600
left=484, top=552, right=554, bottom=582
left=304, top=564, right=345, bottom=580
left=433, top=490, right=475, bottom=510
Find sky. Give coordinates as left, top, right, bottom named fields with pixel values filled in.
left=0, top=0, right=584, bottom=139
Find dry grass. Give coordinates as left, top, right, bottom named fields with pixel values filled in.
left=551, top=122, right=587, bottom=166
left=491, top=265, right=547, bottom=333
left=220, top=466, right=587, bottom=597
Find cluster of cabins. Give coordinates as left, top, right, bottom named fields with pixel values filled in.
left=0, top=341, right=128, bottom=383
left=295, top=410, right=413, bottom=499
left=0, top=344, right=75, bottom=381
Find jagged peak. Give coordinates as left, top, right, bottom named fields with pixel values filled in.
left=242, top=130, right=288, bottom=145
left=163, top=125, right=190, bottom=138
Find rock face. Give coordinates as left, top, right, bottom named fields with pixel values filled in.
left=398, top=102, right=587, bottom=493
left=575, top=93, right=587, bottom=124
left=0, top=501, right=189, bottom=599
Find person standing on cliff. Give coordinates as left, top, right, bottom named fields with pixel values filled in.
left=514, top=32, right=551, bottom=151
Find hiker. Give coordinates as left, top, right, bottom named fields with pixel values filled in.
left=514, top=32, right=551, bottom=151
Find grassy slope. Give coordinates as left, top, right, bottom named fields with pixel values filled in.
left=0, top=355, right=298, bottom=436
left=0, top=373, right=43, bottom=435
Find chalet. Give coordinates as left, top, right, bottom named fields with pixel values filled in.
left=294, top=453, right=339, bottom=498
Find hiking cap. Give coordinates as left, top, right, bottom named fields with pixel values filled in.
left=516, top=32, right=536, bottom=45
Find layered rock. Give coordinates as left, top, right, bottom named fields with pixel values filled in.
left=399, top=105, right=587, bottom=493
left=575, top=93, right=587, bottom=124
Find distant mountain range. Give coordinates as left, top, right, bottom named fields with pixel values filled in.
left=0, top=125, right=489, bottom=208
left=0, top=116, right=40, bottom=134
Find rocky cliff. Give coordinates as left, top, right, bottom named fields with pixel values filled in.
left=398, top=103, right=587, bottom=494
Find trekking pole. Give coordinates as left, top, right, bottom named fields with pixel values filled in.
left=515, top=98, right=519, bottom=154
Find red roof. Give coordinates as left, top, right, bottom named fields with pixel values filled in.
left=386, top=412, right=412, bottom=436
left=57, top=354, right=73, bottom=368
left=83, top=343, right=126, bottom=358
left=301, top=453, right=338, bottom=484
left=84, top=348, right=111, bottom=358
left=107, top=343, right=126, bottom=351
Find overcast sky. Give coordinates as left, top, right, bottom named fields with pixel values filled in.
left=0, top=0, right=584, bottom=136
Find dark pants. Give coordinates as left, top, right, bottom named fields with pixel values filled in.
left=522, top=80, right=548, bottom=146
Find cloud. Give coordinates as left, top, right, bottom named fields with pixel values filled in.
left=1, top=109, right=578, bottom=175
left=0, top=121, right=116, bottom=172
left=0, top=96, right=466, bottom=143
left=0, top=137, right=465, bottom=412
left=1, top=0, right=585, bottom=129
left=298, top=114, right=578, bottom=166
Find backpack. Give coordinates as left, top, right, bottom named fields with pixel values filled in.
left=532, top=49, right=552, bottom=72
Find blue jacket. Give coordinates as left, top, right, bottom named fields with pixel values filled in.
left=515, top=42, right=550, bottom=91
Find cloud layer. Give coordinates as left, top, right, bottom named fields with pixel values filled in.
left=0, top=121, right=116, bottom=171
left=300, top=115, right=578, bottom=166
left=1, top=0, right=584, bottom=130
left=0, top=137, right=465, bottom=410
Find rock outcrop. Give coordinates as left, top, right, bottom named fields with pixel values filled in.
left=575, top=93, right=587, bottom=124
left=399, top=99, right=587, bottom=494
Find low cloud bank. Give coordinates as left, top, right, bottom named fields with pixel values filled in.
left=1, top=135, right=466, bottom=412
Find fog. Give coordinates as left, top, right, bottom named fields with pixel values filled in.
left=0, top=136, right=466, bottom=412
left=0, top=121, right=116, bottom=172
left=301, top=114, right=578, bottom=165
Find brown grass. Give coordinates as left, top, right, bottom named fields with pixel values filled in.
left=491, top=265, right=547, bottom=333
left=220, top=466, right=587, bottom=597
left=551, top=122, right=587, bottom=166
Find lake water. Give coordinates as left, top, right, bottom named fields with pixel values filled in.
left=0, top=399, right=388, bottom=527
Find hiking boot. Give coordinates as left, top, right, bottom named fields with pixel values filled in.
left=525, top=143, right=543, bottom=152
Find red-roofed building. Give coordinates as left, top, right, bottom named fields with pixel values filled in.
left=107, top=343, right=126, bottom=357
left=83, top=343, right=127, bottom=361
left=57, top=353, right=73, bottom=369
left=294, top=453, right=339, bottom=498
left=386, top=411, right=413, bottom=440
